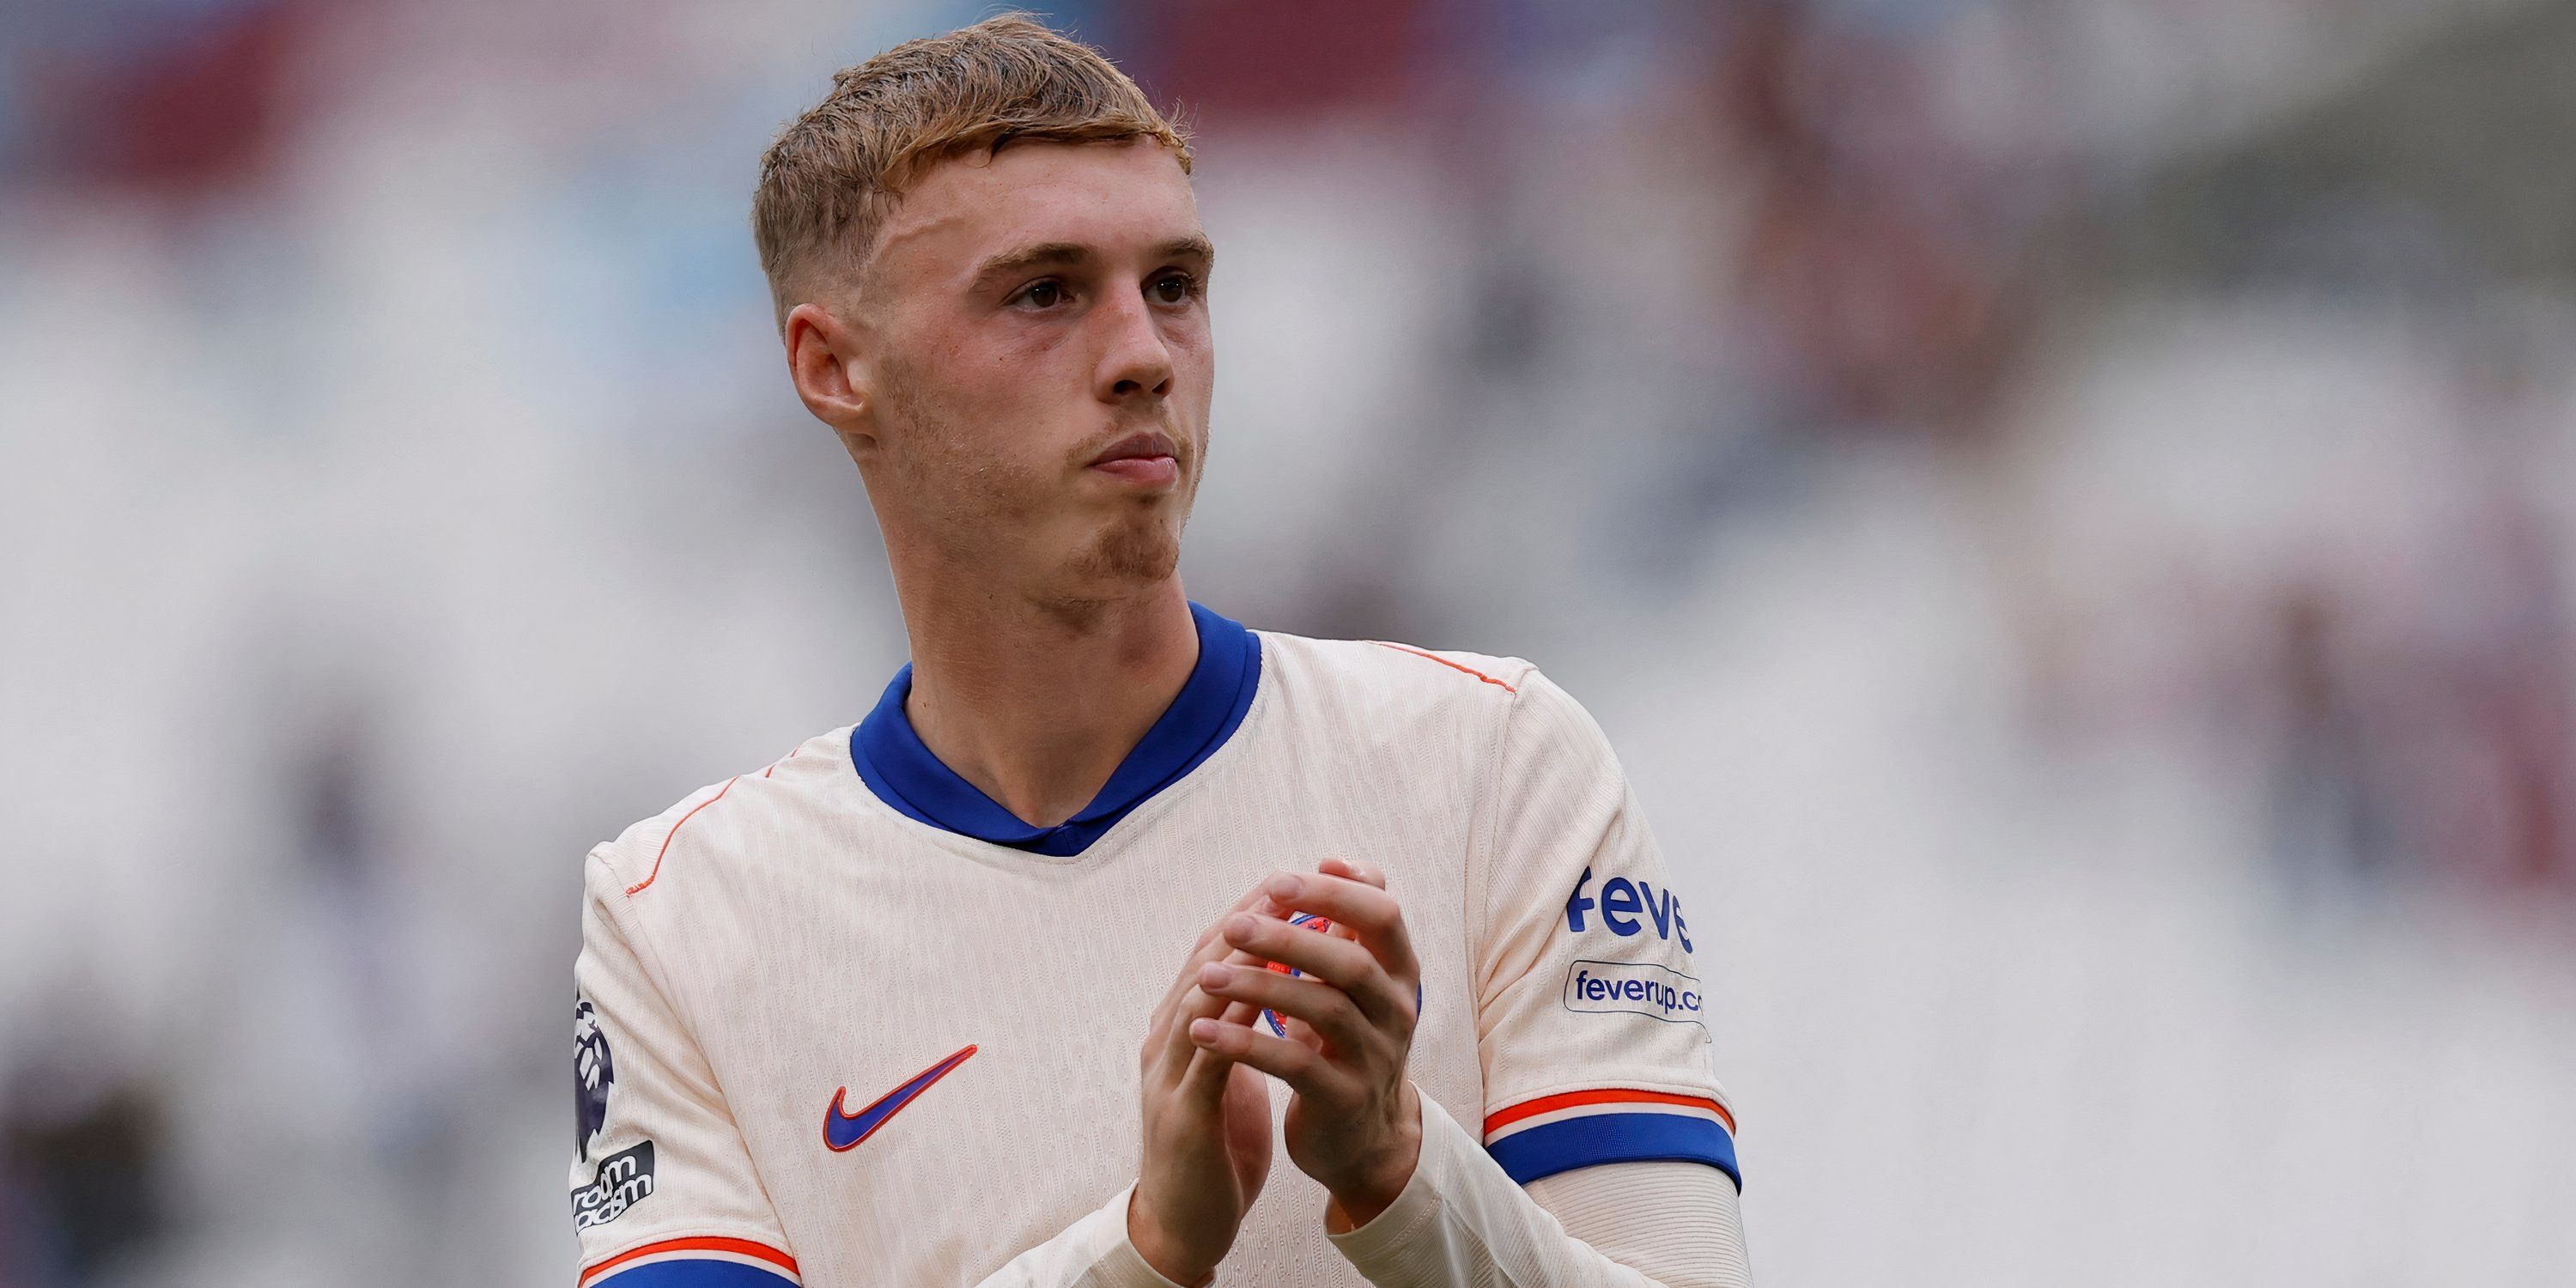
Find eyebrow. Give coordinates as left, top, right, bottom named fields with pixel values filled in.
left=967, top=235, right=1217, bottom=295
left=1152, top=235, right=1217, bottom=271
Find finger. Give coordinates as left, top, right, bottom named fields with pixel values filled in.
left=1199, top=961, right=1374, bottom=1054
left=1176, top=1046, right=1225, bottom=1101
left=1174, top=998, right=1266, bottom=1101
left=1159, top=945, right=1268, bottom=1079
left=1150, top=929, right=1218, bottom=1037
left=1315, top=860, right=1379, bottom=940
left=1147, top=929, right=1230, bottom=1050
left=1273, top=1011, right=1324, bottom=1054
left=1149, top=884, right=1274, bottom=1047
left=1221, top=911, right=1411, bottom=1026
left=1318, top=855, right=1384, bottom=890
left=1202, top=882, right=1273, bottom=945
left=1175, top=1005, right=1252, bottom=1108
left=1261, top=872, right=1420, bottom=987
left=1188, top=1013, right=1345, bottom=1102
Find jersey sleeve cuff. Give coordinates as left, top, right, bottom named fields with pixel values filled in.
left=1095, top=1184, right=1194, bottom=1288
left=1480, top=1089, right=1741, bottom=1190
left=580, top=1236, right=801, bottom=1286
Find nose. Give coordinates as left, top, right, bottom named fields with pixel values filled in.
left=1091, top=290, right=1176, bottom=405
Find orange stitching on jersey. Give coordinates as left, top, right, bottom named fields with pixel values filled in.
left=1484, top=1088, right=1735, bottom=1136
left=1370, top=641, right=1518, bottom=694
left=625, top=776, right=741, bottom=897
left=580, top=1234, right=799, bottom=1285
left=762, top=744, right=804, bottom=779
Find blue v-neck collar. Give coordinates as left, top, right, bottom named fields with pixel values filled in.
left=850, top=602, right=1261, bottom=857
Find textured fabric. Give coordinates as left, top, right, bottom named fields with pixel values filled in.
left=975, top=1187, right=1186, bottom=1288
left=1528, top=1163, right=1753, bottom=1288
left=568, top=630, right=1739, bottom=1286
left=1470, top=670, right=1734, bottom=1186
left=572, top=900, right=799, bottom=1285
left=1328, top=1097, right=1748, bottom=1288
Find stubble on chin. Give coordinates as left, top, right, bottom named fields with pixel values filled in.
left=1025, top=508, right=1178, bottom=630
left=880, top=359, right=1200, bottom=611
left=1071, top=504, right=1181, bottom=584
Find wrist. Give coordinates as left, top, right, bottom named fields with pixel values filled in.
left=1322, top=1086, right=1423, bottom=1234
left=1126, top=1188, right=1218, bottom=1288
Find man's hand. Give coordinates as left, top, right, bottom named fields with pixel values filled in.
left=1130, top=886, right=1276, bottom=1285
left=1189, top=858, right=1424, bottom=1233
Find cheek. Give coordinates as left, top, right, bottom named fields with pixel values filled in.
left=1164, top=310, right=1213, bottom=362
left=1165, top=321, right=1216, bottom=404
left=914, top=336, right=1063, bottom=437
left=971, top=328, right=1101, bottom=435
left=990, top=310, right=1092, bottom=369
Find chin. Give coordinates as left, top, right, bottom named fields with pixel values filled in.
left=1067, top=513, right=1182, bottom=589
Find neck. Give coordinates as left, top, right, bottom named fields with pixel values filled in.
left=896, top=571, right=1200, bottom=829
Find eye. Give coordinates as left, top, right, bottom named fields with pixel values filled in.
left=1149, top=272, right=1199, bottom=305
left=1014, top=279, right=1067, bottom=310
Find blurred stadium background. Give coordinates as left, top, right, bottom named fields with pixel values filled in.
left=4, top=0, right=2573, bottom=1284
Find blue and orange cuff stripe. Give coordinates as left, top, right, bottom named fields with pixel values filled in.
left=1482, top=1089, right=1741, bottom=1190
left=580, top=1236, right=799, bottom=1286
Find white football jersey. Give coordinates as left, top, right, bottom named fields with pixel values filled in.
left=569, top=605, right=1737, bottom=1286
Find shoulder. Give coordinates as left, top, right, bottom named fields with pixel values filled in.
left=1256, top=630, right=1531, bottom=715
left=583, top=725, right=856, bottom=905
left=1254, top=630, right=1607, bottom=746
left=1250, top=631, right=1623, bottom=785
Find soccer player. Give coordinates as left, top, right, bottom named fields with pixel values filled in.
left=568, top=15, right=1751, bottom=1287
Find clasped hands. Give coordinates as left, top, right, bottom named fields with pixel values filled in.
left=1129, top=857, right=1424, bottom=1286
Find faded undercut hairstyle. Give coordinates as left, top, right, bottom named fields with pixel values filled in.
left=751, top=13, right=1193, bottom=325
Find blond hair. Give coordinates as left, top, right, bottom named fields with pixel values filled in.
left=752, top=13, right=1192, bottom=322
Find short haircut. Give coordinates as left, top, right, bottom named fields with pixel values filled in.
left=751, top=13, right=1192, bottom=325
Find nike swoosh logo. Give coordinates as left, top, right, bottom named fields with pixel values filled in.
left=823, top=1044, right=978, bottom=1152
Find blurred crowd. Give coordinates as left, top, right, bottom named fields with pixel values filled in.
left=3, top=1, right=2570, bottom=1285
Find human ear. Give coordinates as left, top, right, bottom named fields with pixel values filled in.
left=784, top=301, right=875, bottom=447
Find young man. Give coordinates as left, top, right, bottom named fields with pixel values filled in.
left=569, top=15, right=1751, bottom=1288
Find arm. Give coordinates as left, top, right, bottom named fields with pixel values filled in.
left=1529, top=1162, right=1752, bottom=1288
left=962, top=1188, right=1180, bottom=1288
left=1326, top=1099, right=1753, bottom=1287
left=1388, top=665, right=1752, bottom=1285
left=1200, top=871, right=1752, bottom=1288
left=1192, top=667, right=1753, bottom=1286
left=572, top=854, right=803, bottom=1286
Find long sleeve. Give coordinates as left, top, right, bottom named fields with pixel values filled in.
left=1327, top=1097, right=1752, bottom=1287
left=1528, top=1163, right=1753, bottom=1288
left=968, top=1185, right=1186, bottom=1288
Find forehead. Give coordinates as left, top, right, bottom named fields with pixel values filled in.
left=868, top=140, right=1201, bottom=287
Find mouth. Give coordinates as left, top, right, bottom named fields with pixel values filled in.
left=1085, top=430, right=1181, bottom=489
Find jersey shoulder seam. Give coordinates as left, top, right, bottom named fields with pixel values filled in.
left=1366, top=640, right=1523, bottom=693
left=589, top=732, right=843, bottom=898
left=1259, top=629, right=1539, bottom=696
